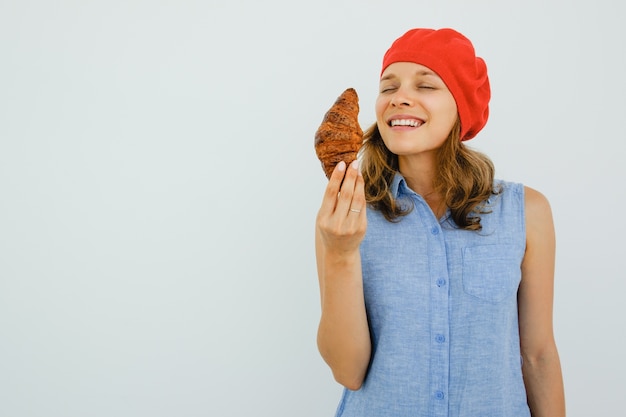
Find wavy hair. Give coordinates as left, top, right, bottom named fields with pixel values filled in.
left=360, top=119, right=498, bottom=231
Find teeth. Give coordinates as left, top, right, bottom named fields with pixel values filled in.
left=390, top=119, right=422, bottom=127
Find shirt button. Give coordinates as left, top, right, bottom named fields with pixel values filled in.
left=431, top=226, right=440, bottom=235
left=435, top=334, right=446, bottom=343
left=435, top=391, right=445, bottom=400
left=436, top=278, right=446, bottom=287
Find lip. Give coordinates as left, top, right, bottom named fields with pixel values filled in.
left=386, top=114, right=425, bottom=128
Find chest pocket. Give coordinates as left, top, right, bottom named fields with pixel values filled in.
left=462, top=244, right=523, bottom=303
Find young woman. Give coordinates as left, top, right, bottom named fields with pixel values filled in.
left=315, top=28, right=565, bottom=416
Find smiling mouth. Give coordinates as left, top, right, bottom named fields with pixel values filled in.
left=389, top=119, right=423, bottom=127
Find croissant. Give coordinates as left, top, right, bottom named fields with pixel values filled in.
left=314, top=88, right=363, bottom=179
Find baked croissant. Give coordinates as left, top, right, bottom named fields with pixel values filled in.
left=314, top=88, right=363, bottom=179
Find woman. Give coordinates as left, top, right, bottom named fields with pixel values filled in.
left=315, top=28, right=565, bottom=416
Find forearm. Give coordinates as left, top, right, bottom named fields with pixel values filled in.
left=317, top=248, right=371, bottom=390
left=522, top=346, right=566, bottom=417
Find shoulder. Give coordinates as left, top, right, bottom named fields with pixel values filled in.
left=522, top=186, right=555, bottom=244
left=492, top=180, right=549, bottom=212
left=486, top=181, right=553, bottom=238
left=523, top=186, right=553, bottom=224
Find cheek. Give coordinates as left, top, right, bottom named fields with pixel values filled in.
left=443, top=105, right=458, bottom=125
left=444, top=95, right=458, bottom=121
left=435, top=98, right=458, bottom=128
left=375, top=96, right=388, bottom=120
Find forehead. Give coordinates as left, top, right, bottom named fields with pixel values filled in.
left=380, top=62, right=441, bottom=81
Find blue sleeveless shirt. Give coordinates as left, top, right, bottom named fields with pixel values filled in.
left=335, top=173, right=531, bottom=417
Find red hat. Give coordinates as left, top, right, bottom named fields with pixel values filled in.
left=381, top=28, right=490, bottom=141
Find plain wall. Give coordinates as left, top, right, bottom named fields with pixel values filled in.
left=1, top=0, right=624, bottom=416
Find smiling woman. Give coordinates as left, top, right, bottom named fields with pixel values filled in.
left=314, top=27, right=565, bottom=417
left=375, top=62, right=458, bottom=162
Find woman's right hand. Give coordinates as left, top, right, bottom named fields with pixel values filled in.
left=315, top=159, right=371, bottom=390
left=316, top=160, right=367, bottom=254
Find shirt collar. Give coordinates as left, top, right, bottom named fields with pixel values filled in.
left=391, top=171, right=411, bottom=198
left=391, top=171, right=452, bottom=223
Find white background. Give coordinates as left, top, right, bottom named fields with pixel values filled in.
left=1, top=1, right=624, bottom=416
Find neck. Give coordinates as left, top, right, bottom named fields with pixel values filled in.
left=398, top=154, right=438, bottom=196
left=398, top=154, right=446, bottom=218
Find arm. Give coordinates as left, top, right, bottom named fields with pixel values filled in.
left=315, top=160, right=371, bottom=390
left=518, top=186, right=566, bottom=416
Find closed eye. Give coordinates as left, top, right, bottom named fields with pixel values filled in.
left=380, top=86, right=397, bottom=93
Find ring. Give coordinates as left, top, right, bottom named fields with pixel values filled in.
left=350, top=208, right=361, bottom=213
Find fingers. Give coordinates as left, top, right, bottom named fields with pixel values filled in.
left=318, top=159, right=364, bottom=218
left=316, top=159, right=366, bottom=252
left=318, top=161, right=347, bottom=216
left=349, top=169, right=366, bottom=216
left=327, top=160, right=348, bottom=198
left=335, top=160, right=363, bottom=216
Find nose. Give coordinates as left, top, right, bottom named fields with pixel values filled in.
left=389, top=88, right=412, bottom=107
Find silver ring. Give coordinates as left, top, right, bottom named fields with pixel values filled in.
left=350, top=208, right=361, bottom=213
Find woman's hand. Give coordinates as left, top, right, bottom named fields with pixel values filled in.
left=316, top=160, right=367, bottom=254
left=315, top=159, right=371, bottom=390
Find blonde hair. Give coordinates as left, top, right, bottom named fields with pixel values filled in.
left=360, top=120, right=498, bottom=230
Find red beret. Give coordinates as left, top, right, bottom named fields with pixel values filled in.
left=381, top=28, right=490, bottom=141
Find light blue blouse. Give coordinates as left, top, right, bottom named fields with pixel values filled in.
left=335, top=173, right=531, bottom=417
